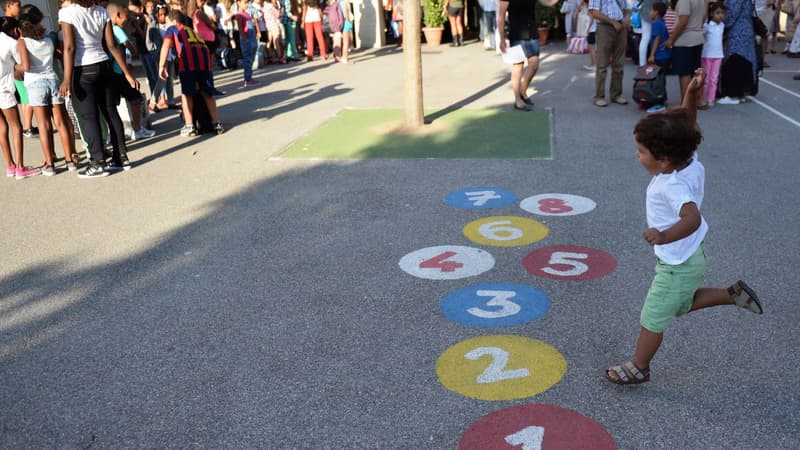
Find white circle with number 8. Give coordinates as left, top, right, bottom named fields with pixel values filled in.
left=520, top=193, right=597, bottom=216
left=399, top=246, right=495, bottom=280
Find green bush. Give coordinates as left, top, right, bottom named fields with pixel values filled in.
left=423, top=0, right=446, bottom=28
left=535, top=0, right=562, bottom=28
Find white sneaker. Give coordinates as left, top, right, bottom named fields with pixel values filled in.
left=583, top=64, right=596, bottom=71
left=717, top=96, right=741, bottom=105
left=133, top=128, right=156, bottom=140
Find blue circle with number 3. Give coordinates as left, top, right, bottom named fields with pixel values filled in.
left=440, top=283, right=550, bottom=328
left=445, top=187, right=518, bottom=210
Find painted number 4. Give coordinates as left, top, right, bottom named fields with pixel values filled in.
left=542, top=252, right=588, bottom=277
left=505, top=426, right=545, bottom=450
left=420, top=251, right=464, bottom=273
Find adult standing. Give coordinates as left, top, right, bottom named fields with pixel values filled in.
left=663, top=0, right=704, bottom=101
left=59, top=0, right=139, bottom=178
left=718, top=0, right=756, bottom=104
left=755, top=0, right=775, bottom=65
left=638, top=0, right=654, bottom=67
left=443, top=0, right=465, bottom=47
left=482, top=0, right=498, bottom=50
left=498, top=0, right=541, bottom=111
left=589, top=0, right=630, bottom=106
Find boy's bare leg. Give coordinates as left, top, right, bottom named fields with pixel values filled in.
left=181, top=94, right=193, bottom=126
left=631, top=327, right=663, bottom=370
left=690, top=288, right=733, bottom=311
left=201, top=92, right=218, bottom=123
left=511, top=62, right=525, bottom=106
left=520, top=56, right=539, bottom=99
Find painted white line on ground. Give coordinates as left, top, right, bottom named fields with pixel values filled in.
left=746, top=95, right=800, bottom=128
left=760, top=77, right=800, bottom=100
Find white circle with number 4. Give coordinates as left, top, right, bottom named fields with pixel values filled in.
left=399, top=246, right=495, bottom=280
left=520, top=193, right=597, bottom=216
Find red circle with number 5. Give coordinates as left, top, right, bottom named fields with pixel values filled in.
left=523, top=245, right=617, bottom=281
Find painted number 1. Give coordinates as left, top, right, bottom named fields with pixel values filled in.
left=505, top=426, right=545, bottom=450
left=420, top=252, right=464, bottom=273
left=542, top=252, right=588, bottom=277
left=465, top=347, right=530, bottom=384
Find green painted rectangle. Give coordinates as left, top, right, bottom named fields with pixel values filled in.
left=278, top=108, right=551, bottom=159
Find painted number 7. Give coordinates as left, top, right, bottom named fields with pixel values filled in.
left=466, top=190, right=502, bottom=206
left=505, top=426, right=545, bottom=450
left=542, top=251, right=589, bottom=277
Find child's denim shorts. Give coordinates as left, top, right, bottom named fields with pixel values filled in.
left=25, top=77, right=64, bottom=107
left=510, top=38, right=541, bottom=59
left=640, top=242, right=706, bottom=333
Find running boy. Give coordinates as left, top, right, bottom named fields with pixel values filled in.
left=606, top=68, right=763, bottom=385
left=158, top=8, right=224, bottom=137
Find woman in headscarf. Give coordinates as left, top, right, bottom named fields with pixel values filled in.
left=719, top=0, right=757, bottom=104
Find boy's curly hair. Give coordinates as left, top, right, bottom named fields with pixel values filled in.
left=634, top=108, right=703, bottom=166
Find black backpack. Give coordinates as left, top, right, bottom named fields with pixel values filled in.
left=633, top=65, right=667, bottom=107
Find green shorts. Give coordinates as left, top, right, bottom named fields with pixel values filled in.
left=640, top=243, right=706, bottom=333
left=14, top=80, right=29, bottom=105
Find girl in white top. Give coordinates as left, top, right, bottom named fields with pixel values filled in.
left=17, top=5, right=77, bottom=175
left=59, top=0, right=139, bottom=178
left=699, top=2, right=725, bottom=108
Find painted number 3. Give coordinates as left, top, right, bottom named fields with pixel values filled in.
left=505, top=426, right=545, bottom=450
left=465, top=347, right=530, bottom=384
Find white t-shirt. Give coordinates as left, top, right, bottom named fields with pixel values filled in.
left=58, top=4, right=111, bottom=66
left=0, top=33, right=17, bottom=95
left=22, top=37, right=58, bottom=83
left=646, top=153, right=709, bottom=265
left=702, top=21, right=724, bottom=58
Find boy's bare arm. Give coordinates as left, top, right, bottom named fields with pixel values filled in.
left=682, top=68, right=705, bottom=126
left=643, top=202, right=702, bottom=245
left=648, top=36, right=660, bottom=63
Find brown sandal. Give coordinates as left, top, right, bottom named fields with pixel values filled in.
left=728, top=280, right=763, bottom=314
left=606, top=361, right=650, bottom=385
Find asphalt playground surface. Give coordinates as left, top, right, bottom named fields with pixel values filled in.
left=1, top=39, right=799, bottom=449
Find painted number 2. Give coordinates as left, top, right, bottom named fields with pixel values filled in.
left=465, top=347, right=530, bottom=384
left=505, top=426, right=545, bottom=450
left=542, top=252, right=589, bottom=277
left=467, top=290, right=521, bottom=319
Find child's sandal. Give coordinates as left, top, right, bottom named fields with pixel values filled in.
left=606, top=361, right=650, bottom=385
left=728, top=280, right=763, bottom=314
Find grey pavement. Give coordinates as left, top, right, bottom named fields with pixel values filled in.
left=1, top=39, right=799, bottom=449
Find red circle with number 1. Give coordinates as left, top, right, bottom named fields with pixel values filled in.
left=458, top=404, right=616, bottom=450
left=523, top=245, right=617, bottom=281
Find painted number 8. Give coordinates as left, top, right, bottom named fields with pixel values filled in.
left=538, top=198, right=573, bottom=214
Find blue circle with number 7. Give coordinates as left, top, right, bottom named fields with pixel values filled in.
left=440, top=283, right=550, bottom=328
left=445, top=187, right=518, bottom=210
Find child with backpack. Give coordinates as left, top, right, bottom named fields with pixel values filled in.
left=16, top=6, right=78, bottom=175
left=158, top=8, right=224, bottom=137
left=639, top=1, right=670, bottom=112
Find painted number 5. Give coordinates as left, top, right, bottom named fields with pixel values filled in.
left=465, top=347, right=530, bottom=384
left=505, top=426, right=545, bottom=450
left=542, top=251, right=588, bottom=277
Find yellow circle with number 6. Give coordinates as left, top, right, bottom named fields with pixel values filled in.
left=436, top=335, right=567, bottom=401
left=463, top=216, right=549, bottom=247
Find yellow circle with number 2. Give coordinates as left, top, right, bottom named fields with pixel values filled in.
left=436, top=335, right=567, bottom=401
left=463, top=216, right=549, bottom=247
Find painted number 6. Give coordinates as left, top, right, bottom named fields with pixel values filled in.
left=478, top=220, right=524, bottom=241
left=542, top=251, right=589, bottom=277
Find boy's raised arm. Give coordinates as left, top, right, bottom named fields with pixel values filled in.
left=682, top=68, right=706, bottom=127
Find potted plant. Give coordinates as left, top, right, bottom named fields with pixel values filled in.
left=422, top=0, right=446, bottom=46
left=535, top=1, right=561, bottom=46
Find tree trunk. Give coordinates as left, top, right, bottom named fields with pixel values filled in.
left=403, top=0, right=423, bottom=129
